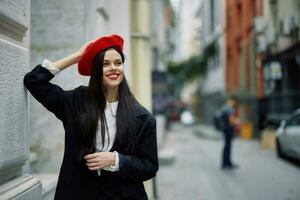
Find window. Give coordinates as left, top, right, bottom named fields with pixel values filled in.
left=288, top=114, right=300, bottom=126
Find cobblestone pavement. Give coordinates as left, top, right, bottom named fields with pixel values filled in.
left=156, top=123, right=300, bottom=200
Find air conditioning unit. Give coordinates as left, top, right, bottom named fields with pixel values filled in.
left=270, top=61, right=282, bottom=80
left=256, top=34, right=267, bottom=53
left=254, top=17, right=266, bottom=34
left=283, top=17, right=292, bottom=35
left=280, top=15, right=297, bottom=35
left=290, top=15, right=299, bottom=30
left=266, top=29, right=276, bottom=45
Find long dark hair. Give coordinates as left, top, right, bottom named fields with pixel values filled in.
left=77, top=47, right=136, bottom=160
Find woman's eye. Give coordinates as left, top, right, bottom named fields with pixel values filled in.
left=115, top=61, right=122, bottom=66
left=103, top=63, right=109, bottom=67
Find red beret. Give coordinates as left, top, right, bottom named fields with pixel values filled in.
left=78, top=34, right=124, bottom=76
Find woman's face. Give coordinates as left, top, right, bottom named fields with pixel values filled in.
left=102, top=49, right=124, bottom=89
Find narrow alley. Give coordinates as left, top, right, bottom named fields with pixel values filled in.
left=157, top=123, right=300, bottom=200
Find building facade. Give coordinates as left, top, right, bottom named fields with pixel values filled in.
left=177, top=0, right=202, bottom=60
left=256, top=0, right=300, bottom=127
left=0, top=1, right=42, bottom=199
left=198, top=0, right=226, bottom=124
left=225, top=0, right=264, bottom=138
left=130, top=0, right=156, bottom=198
left=224, top=0, right=300, bottom=137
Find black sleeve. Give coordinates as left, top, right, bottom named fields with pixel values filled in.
left=118, top=115, right=159, bottom=182
left=23, top=65, right=70, bottom=120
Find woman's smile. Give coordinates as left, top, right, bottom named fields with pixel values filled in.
left=106, top=73, right=120, bottom=80
left=102, top=49, right=124, bottom=88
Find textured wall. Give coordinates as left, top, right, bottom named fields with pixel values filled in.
left=0, top=0, right=29, bottom=180
left=0, top=40, right=27, bottom=173
left=0, top=0, right=42, bottom=199
left=30, top=0, right=88, bottom=173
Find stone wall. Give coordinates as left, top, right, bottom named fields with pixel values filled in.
left=0, top=0, right=42, bottom=199
left=30, top=0, right=88, bottom=173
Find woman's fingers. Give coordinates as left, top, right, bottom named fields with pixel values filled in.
left=88, top=166, right=103, bottom=171
left=84, top=152, right=98, bottom=160
left=84, top=152, right=114, bottom=171
left=77, top=41, right=94, bottom=55
left=86, top=157, right=100, bottom=163
left=86, top=160, right=104, bottom=170
left=86, top=162, right=106, bottom=170
left=86, top=162, right=99, bottom=167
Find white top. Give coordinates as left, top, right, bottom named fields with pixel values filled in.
left=41, top=59, right=119, bottom=176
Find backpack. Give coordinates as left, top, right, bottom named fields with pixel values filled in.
left=213, top=108, right=228, bottom=131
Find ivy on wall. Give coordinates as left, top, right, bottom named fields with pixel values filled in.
left=167, top=39, right=217, bottom=91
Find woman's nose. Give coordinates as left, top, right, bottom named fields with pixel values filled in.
left=110, top=63, right=117, bottom=70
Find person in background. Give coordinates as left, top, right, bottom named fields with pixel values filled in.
left=221, top=95, right=240, bottom=169
left=23, top=34, right=158, bottom=200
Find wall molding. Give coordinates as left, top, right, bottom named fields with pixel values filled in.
left=0, top=174, right=41, bottom=199
left=0, top=12, right=28, bottom=42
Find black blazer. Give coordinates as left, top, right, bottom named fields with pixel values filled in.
left=23, top=65, right=159, bottom=200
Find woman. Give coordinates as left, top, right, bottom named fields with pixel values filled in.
left=24, top=34, right=158, bottom=200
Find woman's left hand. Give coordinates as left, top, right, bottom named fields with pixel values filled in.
left=84, top=152, right=115, bottom=170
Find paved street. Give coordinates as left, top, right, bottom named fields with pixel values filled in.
left=157, top=123, right=300, bottom=200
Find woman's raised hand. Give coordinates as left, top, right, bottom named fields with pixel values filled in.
left=52, top=41, right=93, bottom=71
left=74, top=41, right=92, bottom=60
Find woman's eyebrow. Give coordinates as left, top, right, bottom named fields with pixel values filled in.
left=104, top=58, right=122, bottom=62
